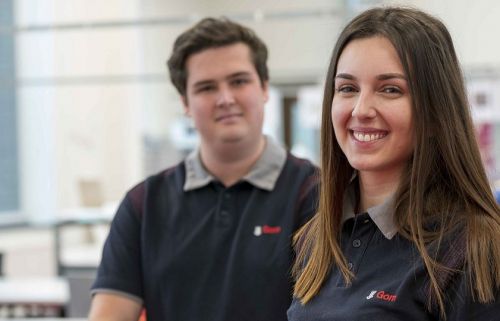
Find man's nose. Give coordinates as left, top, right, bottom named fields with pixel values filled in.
left=216, top=85, right=236, bottom=107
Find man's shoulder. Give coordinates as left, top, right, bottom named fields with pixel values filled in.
left=125, top=162, right=185, bottom=213
left=131, top=162, right=184, bottom=190
left=284, top=152, right=318, bottom=174
left=275, top=152, right=319, bottom=198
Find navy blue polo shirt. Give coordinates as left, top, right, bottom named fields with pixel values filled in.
left=288, top=186, right=500, bottom=321
left=91, top=138, right=318, bottom=321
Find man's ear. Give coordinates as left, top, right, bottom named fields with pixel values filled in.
left=262, top=80, right=270, bottom=103
left=181, top=95, right=191, bottom=116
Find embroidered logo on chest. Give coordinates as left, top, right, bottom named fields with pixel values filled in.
left=366, top=290, right=397, bottom=302
left=253, top=225, right=282, bottom=236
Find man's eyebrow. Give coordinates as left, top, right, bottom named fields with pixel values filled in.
left=192, top=71, right=253, bottom=88
left=227, top=71, right=252, bottom=79
left=192, top=79, right=215, bottom=88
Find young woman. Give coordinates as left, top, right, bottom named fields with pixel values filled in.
left=288, top=7, right=500, bottom=321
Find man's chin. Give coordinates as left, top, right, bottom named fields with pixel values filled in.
left=210, top=130, right=263, bottom=147
left=220, top=135, right=246, bottom=144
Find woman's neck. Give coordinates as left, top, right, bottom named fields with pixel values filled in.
left=358, top=170, right=401, bottom=212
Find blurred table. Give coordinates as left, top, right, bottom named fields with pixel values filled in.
left=0, top=277, right=69, bottom=318
left=54, top=205, right=115, bottom=276
left=10, top=319, right=85, bottom=321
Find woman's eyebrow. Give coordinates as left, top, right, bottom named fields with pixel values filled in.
left=335, top=72, right=407, bottom=81
left=376, top=73, right=407, bottom=81
left=335, top=73, right=356, bottom=80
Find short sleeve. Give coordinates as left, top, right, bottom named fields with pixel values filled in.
left=91, top=194, right=144, bottom=302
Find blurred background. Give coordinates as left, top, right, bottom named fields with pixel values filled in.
left=1, top=0, right=500, bottom=318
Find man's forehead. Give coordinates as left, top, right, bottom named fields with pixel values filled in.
left=192, top=71, right=253, bottom=86
left=185, top=43, right=256, bottom=85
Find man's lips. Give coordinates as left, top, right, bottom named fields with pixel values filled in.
left=216, top=113, right=243, bottom=121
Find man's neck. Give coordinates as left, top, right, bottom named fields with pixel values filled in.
left=200, top=136, right=266, bottom=187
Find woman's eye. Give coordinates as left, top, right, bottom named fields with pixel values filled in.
left=382, top=86, right=402, bottom=94
left=336, top=85, right=357, bottom=93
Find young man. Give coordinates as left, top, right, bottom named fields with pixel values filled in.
left=88, top=17, right=318, bottom=321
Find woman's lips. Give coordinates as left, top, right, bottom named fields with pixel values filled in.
left=351, top=130, right=388, bottom=142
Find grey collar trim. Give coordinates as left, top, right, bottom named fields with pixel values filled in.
left=183, top=136, right=287, bottom=192
left=342, top=182, right=398, bottom=240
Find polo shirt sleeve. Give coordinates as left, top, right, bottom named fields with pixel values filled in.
left=444, top=272, right=500, bottom=320
left=91, top=192, right=144, bottom=303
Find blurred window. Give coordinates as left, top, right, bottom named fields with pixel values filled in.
left=0, top=0, right=19, bottom=214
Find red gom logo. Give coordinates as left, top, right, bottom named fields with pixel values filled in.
left=376, top=291, right=397, bottom=302
left=366, top=290, right=397, bottom=302
left=253, top=225, right=282, bottom=236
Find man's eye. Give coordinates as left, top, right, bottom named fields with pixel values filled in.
left=197, top=86, right=215, bottom=93
left=232, top=78, right=249, bottom=86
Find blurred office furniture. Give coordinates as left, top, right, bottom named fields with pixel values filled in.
left=0, top=212, right=111, bottom=318
left=0, top=277, right=68, bottom=318
left=65, top=274, right=95, bottom=318
left=53, top=217, right=108, bottom=317
left=54, top=180, right=114, bottom=277
left=78, top=180, right=104, bottom=208
left=54, top=216, right=109, bottom=277
left=290, top=86, right=322, bottom=164
left=53, top=183, right=114, bottom=317
left=11, top=319, right=85, bottom=321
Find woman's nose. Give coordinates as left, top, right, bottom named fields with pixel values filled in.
left=351, top=92, right=376, bottom=119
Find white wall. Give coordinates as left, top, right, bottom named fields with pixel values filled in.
left=16, top=0, right=145, bottom=220
left=14, top=0, right=500, bottom=221
left=14, top=0, right=346, bottom=220
left=139, top=0, right=343, bottom=82
left=7, top=0, right=500, bottom=279
left=389, top=0, right=500, bottom=68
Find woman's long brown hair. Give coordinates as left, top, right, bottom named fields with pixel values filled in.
left=292, top=7, right=500, bottom=318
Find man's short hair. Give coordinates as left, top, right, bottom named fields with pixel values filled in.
left=167, top=17, right=269, bottom=96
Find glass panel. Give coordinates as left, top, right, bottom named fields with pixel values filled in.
left=0, top=0, right=19, bottom=213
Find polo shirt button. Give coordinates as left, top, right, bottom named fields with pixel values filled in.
left=352, top=239, right=361, bottom=248
left=221, top=210, right=229, bottom=216
left=224, top=193, right=231, bottom=199
left=348, top=262, right=353, bottom=270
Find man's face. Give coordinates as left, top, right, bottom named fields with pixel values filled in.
left=183, top=42, right=269, bottom=152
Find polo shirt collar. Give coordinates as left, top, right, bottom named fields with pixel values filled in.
left=342, top=180, right=398, bottom=240
left=183, top=136, right=287, bottom=192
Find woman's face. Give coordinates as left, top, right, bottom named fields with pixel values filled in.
left=331, top=36, right=414, bottom=180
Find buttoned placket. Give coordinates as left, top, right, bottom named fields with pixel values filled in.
left=339, top=213, right=375, bottom=286
left=214, top=183, right=234, bottom=227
